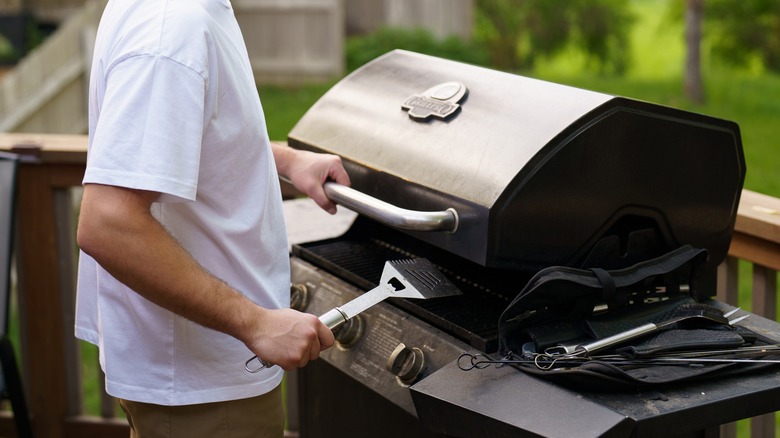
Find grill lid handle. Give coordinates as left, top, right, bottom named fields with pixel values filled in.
left=324, top=182, right=459, bottom=233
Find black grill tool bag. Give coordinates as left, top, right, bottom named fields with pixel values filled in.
left=496, top=245, right=778, bottom=391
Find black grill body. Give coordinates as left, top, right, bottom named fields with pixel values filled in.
left=283, top=50, right=772, bottom=438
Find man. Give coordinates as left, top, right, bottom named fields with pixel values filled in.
left=74, top=0, right=349, bottom=436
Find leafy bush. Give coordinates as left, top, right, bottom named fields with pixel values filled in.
left=0, top=35, right=18, bottom=64
left=706, top=0, right=780, bottom=73
left=474, top=0, right=634, bottom=74
left=345, top=27, right=490, bottom=72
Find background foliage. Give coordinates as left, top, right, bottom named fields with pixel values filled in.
left=707, top=0, right=780, bottom=72
left=264, top=0, right=780, bottom=199
left=345, top=27, right=489, bottom=72
left=474, top=0, right=634, bottom=73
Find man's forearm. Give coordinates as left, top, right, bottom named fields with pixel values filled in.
left=77, top=184, right=261, bottom=345
left=270, top=143, right=349, bottom=214
left=271, top=142, right=299, bottom=179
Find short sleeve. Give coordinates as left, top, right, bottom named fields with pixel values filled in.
left=85, top=54, right=207, bottom=202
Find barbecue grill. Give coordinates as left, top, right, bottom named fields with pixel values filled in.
left=282, top=50, right=780, bottom=437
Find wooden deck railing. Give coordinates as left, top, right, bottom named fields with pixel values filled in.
left=1, top=132, right=779, bottom=438
left=717, top=189, right=780, bottom=438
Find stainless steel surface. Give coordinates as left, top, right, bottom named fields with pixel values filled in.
left=324, top=182, right=458, bottom=232
left=289, top=49, right=614, bottom=269
left=318, top=308, right=349, bottom=329
left=290, top=50, right=612, bottom=207
left=289, top=50, right=745, bottom=276
left=334, top=258, right=461, bottom=319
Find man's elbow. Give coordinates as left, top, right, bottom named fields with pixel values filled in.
left=77, top=184, right=158, bottom=259
left=76, top=188, right=117, bottom=258
left=76, top=210, right=105, bottom=258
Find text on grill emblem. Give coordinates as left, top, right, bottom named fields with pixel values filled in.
left=402, top=81, right=468, bottom=121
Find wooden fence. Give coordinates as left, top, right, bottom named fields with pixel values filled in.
left=233, top=0, right=344, bottom=84
left=0, top=0, right=101, bottom=135
left=344, top=0, right=474, bottom=39
left=0, top=0, right=347, bottom=132
left=0, top=133, right=779, bottom=437
left=0, top=0, right=478, bottom=135
left=1, top=0, right=345, bottom=133
left=0, top=0, right=23, bottom=14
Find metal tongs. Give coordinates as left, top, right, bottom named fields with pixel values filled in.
left=458, top=307, right=777, bottom=372
left=543, top=306, right=749, bottom=358
left=245, top=258, right=461, bottom=372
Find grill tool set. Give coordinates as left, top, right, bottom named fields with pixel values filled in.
left=460, top=306, right=777, bottom=371
left=461, top=246, right=780, bottom=389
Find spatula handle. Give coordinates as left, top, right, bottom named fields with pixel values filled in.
left=244, top=308, right=348, bottom=373
left=319, top=308, right=348, bottom=329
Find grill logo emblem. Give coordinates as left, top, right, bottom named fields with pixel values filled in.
left=402, top=81, right=468, bottom=121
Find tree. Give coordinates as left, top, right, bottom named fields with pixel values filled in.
left=685, top=0, right=705, bottom=104
left=475, top=0, right=634, bottom=74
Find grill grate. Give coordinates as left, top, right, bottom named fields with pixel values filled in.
left=293, top=218, right=527, bottom=352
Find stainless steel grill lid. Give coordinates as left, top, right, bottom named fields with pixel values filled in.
left=288, top=50, right=745, bottom=274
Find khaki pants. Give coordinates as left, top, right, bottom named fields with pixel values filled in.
left=119, top=385, right=284, bottom=438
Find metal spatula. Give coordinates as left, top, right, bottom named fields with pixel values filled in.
left=245, top=258, right=461, bottom=372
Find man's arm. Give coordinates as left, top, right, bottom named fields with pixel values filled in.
left=77, top=182, right=334, bottom=371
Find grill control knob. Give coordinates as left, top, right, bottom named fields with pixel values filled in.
left=386, top=343, right=425, bottom=384
left=289, top=284, right=309, bottom=311
left=333, top=315, right=364, bottom=348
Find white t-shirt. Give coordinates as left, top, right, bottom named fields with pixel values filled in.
left=75, top=0, right=288, bottom=405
